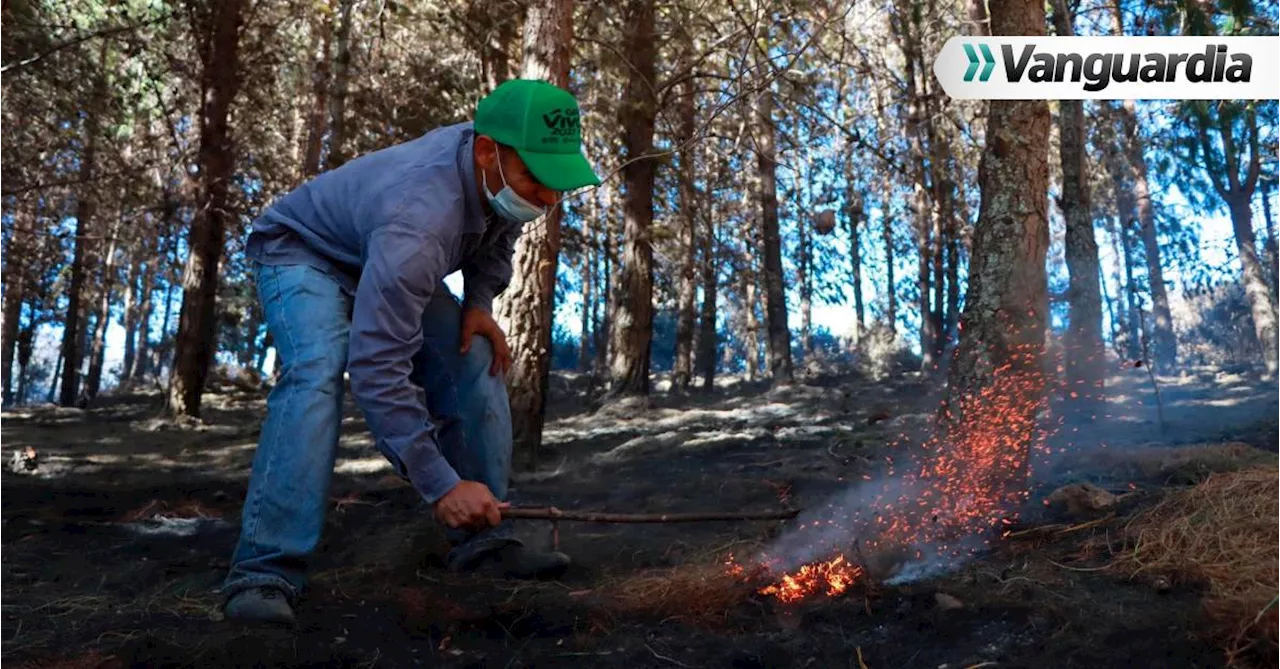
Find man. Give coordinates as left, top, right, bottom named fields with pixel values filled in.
left=222, top=79, right=600, bottom=626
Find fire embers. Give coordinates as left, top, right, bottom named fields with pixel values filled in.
left=758, top=555, right=863, bottom=603
left=725, top=553, right=865, bottom=604
left=734, top=360, right=1056, bottom=605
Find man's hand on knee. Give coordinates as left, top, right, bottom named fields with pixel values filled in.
left=460, top=308, right=512, bottom=377
left=434, top=480, right=508, bottom=530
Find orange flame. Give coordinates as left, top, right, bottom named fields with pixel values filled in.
left=753, top=555, right=864, bottom=603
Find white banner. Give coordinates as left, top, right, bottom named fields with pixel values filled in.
left=932, top=36, right=1280, bottom=100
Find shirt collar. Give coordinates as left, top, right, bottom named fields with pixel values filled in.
left=457, top=123, right=492, bottom=236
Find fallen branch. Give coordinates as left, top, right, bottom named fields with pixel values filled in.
left=502, top=506, right=799, bottom=523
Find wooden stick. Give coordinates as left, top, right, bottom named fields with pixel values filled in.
left=502, top=506, right=800, bottom=523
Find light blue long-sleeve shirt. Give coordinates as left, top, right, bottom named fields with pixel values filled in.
left=246, top=122, right=521, bottom=503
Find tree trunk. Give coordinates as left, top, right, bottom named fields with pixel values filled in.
left=120, top=245, right=143, bottom=386
left=697, top=196, right=719, bottom=390
left=472, top=0, right=516, bottom=93
left=1263, top=182, right=1278, bottom=300
left=671, top=33, right=698, bottom=390
left=15, top=307, right=35, bottom=404
left=883, top=190, right=897, bottom=328
left=845, top=172, right=865, bottom=345
left=1227, top=194, right=1279, bottom=373
left=967, top=0, right=989, bottom=36
left=1052, top=0, right=1106, bottom=414
left=241, top=300, right=261, bottom=369
left=797, top=159, right=812, bottom=358
left=302, top=2, right=334, bottom=177
left=753, top=40, right=793, bottom=386
left=86, top=218, right=122, bottom=398
left=1107, top=0, right=1175, bottom=371
left=494, top=0, right=574, bottom=460
left=324, top=0, right=358, bottom=171
left=1102, top=112, right=1143, bottom=360
left=579, top=207, right=595, bottom=372
left=47, top=350, right=63, bottom=404
left=893, top=8, right=940, bottom=369
left=743, top=265, right=760, bottom=382
left=2, top=202, right=32, bottom=403
left=169, top=0, right=246, bottom=417
left=59, top=42, right=108, bottom=406
left=942, top=0, right=1049, bottom=506
left=132, top=243, right=158, bottom=381
left=607, top=0, right=657, bottom=397
left=596, top=186, right=613, bottom=375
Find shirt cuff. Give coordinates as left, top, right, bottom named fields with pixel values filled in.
left=462, top=287, right=495, bottom=314
left=402, top=440, right=463, bottom=504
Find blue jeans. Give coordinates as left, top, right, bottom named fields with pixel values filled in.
left=224, top=263, right=517, bottom=603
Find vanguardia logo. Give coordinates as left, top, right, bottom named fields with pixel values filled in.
left=934, top=37, right=1278, bottom=100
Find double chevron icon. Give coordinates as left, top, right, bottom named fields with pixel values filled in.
left=963, top=43, right=996, bottom=82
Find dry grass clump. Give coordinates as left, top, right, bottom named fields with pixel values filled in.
left=1112, top=466, right=1278, bottom=666
left=596, top=562, right=759, bottom=622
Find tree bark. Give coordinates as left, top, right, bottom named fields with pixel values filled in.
left=15, top=308, right=35, bottom=404
left=59, top=41, right=108, bottom=406
left=1052, top=0, right=1106, bottom=414
left=579, top=206, right=595, bottom=373
left=844, top=167, right=865, bottom=345
left=86, top=217, right=122, bottom=398
left=493, top=0, right=574, bottom=461
left=883, top=191, right=897, bottom=329
left=470, top=0, right=516, bottom=93
left=671, top=30, right=699, bottom=390
left=302, top=1, right=334, bottom=178
left=607, top=0, right=658, bottom=396
left=120, top=243, right=143, bottom=386
left=697, top=194, right=719, bottom=390
left=1182, top=97, right=1275, bottom=372
left=797, top=158, right=813, bottom=357
left=1227, top=193, right=1278, bottom=373
left=2, top=202, right=32, bottom=403
left=132, top=219, right=164, bottom=381
left=324, top=0, right=358, bottom=171
left=1107, top=0, right=1175, bottom=371
left=942, top=0, right=1050, bottom=502
left=1263, top=182, right=1278, bottom=300
left=967, top=0, right=989, bottom=36
left=596, top=185, right=614, bottom=375
left=168, top=0, right=246, bottom=417
left=1102, top=108, right=1143, bottom=360
left=753, top=37, right=793, bottom=386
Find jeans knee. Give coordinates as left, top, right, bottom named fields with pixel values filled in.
left=460, top=335, right=495, bottom=383
left=280, top=347, right=347, bottom=396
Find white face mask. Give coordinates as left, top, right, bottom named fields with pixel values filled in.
left=483, top=148, right=547, bottom=223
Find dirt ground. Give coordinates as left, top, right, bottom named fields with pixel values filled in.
left=2, top=364, right=1276, bottom=668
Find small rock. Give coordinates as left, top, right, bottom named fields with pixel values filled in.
left=934, top=592, right=963, bottom=611
left=1043, top=482, right=1119, bottom=519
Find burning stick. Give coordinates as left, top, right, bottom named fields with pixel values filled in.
left=502, top=507, right=799, bottom=523
left=503, top=506, right=799, bottom=551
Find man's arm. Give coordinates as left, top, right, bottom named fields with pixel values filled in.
left=347, top=221, right=462, bottom=503
left=461, top=220, right=520, bottom=313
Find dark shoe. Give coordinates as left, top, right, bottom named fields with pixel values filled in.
left=469, top=544, right=571, bottom=580
left=224, top=586, right=296, bottom=627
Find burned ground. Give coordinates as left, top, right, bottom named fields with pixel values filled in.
left=2, top=366, right=1276, bottom=668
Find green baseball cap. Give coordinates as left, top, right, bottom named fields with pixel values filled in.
left=474, top=79, right=601, bottom=192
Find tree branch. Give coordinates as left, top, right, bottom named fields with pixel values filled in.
left=1, top=15, right=171, bottom=75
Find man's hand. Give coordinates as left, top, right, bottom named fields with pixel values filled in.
left=460, top=307, right=511, bottom=376
left=433, top=480, right=509, bottom=530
